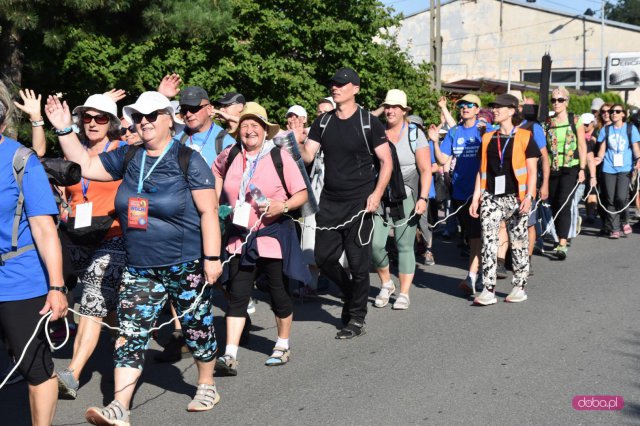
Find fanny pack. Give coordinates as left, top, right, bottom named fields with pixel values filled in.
left=62, top=214, right=116, bottom=246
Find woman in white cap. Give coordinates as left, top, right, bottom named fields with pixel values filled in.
left=213, top=102, right=309, bottom=373
left=45, top=91, right=224, bottom=424
left=54, top=93, right=128, bottom=400
left=371, top=89, right=432, bottom=310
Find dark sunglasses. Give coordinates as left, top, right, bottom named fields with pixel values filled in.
left=179, top=104, right=210, bottom=115
left=82, top=113, right=110, bottom=125
left=130, top=111, right=168, bottom=124
left=550, top=98, right=567, bottom=104
left=457, top=102, right=477, bottom=109
left=600, top=109, right=610, bottom=114
left=120, top=125, right=135, bottom=135
left=611, top=109, right=624, bottom=114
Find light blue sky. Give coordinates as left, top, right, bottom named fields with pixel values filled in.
left=381, top=0, right=614, bottom=19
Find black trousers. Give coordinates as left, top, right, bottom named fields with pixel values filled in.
left=0, top=295, right=54, bottom=385
left=548, top=167, right=579, bottom=240
left=602, top=171, right=631, bottom=231
left=315, top=197, right=373, bottom=324
left=226, top=257, right=292, bottom=319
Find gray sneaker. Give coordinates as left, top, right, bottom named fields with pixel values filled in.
left=215, top=354, right=238, bottom=376
left=57, top=368, right=79, bottom=399
left=85, top=399, right=130, bottom=426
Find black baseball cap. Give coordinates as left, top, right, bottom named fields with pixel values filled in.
left=180, top=86, right=209, bottom=106
left=488, top=93, right=519, bottom=109
left=330, top=67, right=360, bottom=86
left=215, top=92, right=246, bottom=106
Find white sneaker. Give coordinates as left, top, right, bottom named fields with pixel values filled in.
left=505, top=286, right=528, bottom=303
left=247, top=298, right=256, bottom=315
left=374, top=281, right=396, bottom=308
left=473, top=288, right=497, bottom=306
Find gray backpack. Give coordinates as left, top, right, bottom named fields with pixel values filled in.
left=1, top=147, right=36, bottom=265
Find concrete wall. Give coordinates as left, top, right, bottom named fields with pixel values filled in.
left=395, top=0, right=640, bottom=104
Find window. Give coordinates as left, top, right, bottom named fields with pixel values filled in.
left=551, top=71, right=576, bottom=83
left=521, top=68, right=602, bottom=91
left=522, top=71, right=541, bottom=84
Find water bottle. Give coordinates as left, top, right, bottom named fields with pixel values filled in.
left=249, top=183, right=267, bottom=203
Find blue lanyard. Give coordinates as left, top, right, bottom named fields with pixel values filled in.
left=496, top=128, right=515, bottom=170
left=189, top=124, right=214, bottom=152
left=80, top=141, right=112, bottom=200
left=239, top=144, right=265, bottom=201
left=137, top=140, right=175, bottom=194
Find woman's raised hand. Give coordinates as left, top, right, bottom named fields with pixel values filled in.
left=13, top=89, right=43, bottom=120
left=44, top=95, right=72, bottom=130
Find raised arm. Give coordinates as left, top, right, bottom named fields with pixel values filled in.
left=428, top=124, right=451, bottom=166
left=14, top=89, right=46, bottom=157
left=44, top=96, right=113, bottom=181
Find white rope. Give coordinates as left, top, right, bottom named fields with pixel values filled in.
left=539, top=180, right=581, bottom=237
left=590, top=172, right=640, bottom=215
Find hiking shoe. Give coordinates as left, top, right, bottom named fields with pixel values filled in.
left=528, top=259, right=534, bottom=277
left=187, top=384, right=220, bottom=412
left=57, top=368, right=79, bottom=399
left=392, top=293, right=410, bottom=310
left=374, top=281, right=396, bottom=308
left=85, top=399, right=130, bottom=426
left=336, top=320, right=366, bottom=339
left=505, top=286, right=528, bottom=303
left=423, top=250, right=436, bottom=266
left=609, top=231, right=620, bottom=239
left=623, top=224, right=633, bottom=235
left=473, top=288, right=497, bottom=306
left=496, top=262, right=508, bottom=279
left=246, top=298, right=256, bottom=315
left=458, top=277, right=475, bottom=296
left=215, top=355, right=238, bottom=376
left=533, top=241, right=544, bottom=255
left=553, top=245, right=568, bottom=260
left=155, top=332, right=188, bottom=363
left=1, top=360, right=24, bottom=386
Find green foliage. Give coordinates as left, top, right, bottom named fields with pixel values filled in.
left=606, top=0, right=640, bottom=26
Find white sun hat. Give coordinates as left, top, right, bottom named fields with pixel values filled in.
left=122, top=91, right=178, bottom=125
left=72, top=94, right=118, bottom=120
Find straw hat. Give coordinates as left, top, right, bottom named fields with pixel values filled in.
left=380, top=89, right=411, bottom=111
left=232, top=102, right=280, bottom=140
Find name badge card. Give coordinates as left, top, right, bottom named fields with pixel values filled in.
left=613, top=153, right=624, bottom=167
left=494, top=175, right=506, bottom=195
left=74, top=203, right=93, bottom=229
left=128, top=197, right=149, bottom=230
left=232, top=202, right=251, bottom=228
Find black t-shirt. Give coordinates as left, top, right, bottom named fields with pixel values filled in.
left=308, top=108, right=387, bottom=200
left=482, top=130, right=541, bottom=196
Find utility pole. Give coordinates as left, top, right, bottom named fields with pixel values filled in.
left=430, top=0, right=442, bottom=90
left=601, top=0, right=605, bottom=93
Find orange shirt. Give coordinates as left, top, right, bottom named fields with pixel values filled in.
left=66, top=141, right=124, bottom=240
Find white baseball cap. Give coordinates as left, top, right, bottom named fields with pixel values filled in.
left=72, top=94, right=118, bottom=120
left=580, top=112, right=596, bottom=125
left=286, top=105, right=307, bottom=118
left=122, top=91, right=178, bottom=125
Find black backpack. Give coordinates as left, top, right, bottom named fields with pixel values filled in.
left=319, top=107, right=407, bottom=203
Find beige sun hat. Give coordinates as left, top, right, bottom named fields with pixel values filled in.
left=380, top=89, right=412, bottom=111
left=231, top=102, right=281, bottom=140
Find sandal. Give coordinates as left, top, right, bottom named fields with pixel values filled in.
left=265, top=347, right=291, bottom=366
left=85, top=399, right=130, bottom=426
left=392, top=293, right=410, bottom=310
left=335, top=320, right=366, bottom=339
left=215, top=354, right=238, bottom=376
left=187, top=383, right=220, bottom=412
left=374, top=281, right=396, bottom=308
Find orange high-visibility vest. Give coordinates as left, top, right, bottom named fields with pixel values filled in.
left=480, top=128, right=531, bottom=201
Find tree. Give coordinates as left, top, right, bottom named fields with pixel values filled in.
left=605, top=0, right=640, bottom=26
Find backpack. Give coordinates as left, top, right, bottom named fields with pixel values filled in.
left=123, top=143, right=193, bottom=181
left=319, top=107, right=407, bottom=203
left=179, top=127, right=229, bottom=157
left=408, top=122, right=419, bottom=154
left=1, top=147, right=36, bottom=265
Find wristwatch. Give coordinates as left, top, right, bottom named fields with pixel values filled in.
left=203, top=255, right=220, bottom=261
left=418, top=196, right=428, bottom=202
left=49, top=285, right=68, bottom=294
left=283, top=201, right=289, bottom=213
left=31, top=119, right=45, bottom=127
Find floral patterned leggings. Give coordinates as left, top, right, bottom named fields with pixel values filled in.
left=480, top=194, right=530, bottom=290
left=114, top=259, right=217, bottom=369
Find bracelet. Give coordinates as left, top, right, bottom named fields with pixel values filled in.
left=31, top=119, right=45, bottom=127
left=203, top=255, right=220, bottom=261
left=49, top=285, right=68, bottom=294
left=418, top=196, right=429, bottom=202
left=283, top=201, right=289, bottom=213
left=54, top=126, right=73, bottom=136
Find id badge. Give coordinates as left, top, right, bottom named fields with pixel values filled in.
left=127, top=197, right=149, bottom=230
left=613, top=153, right=624, bottom=167
left=232, top=202, right=251, bottom=228
left=74, top=202, right=93, bottom=229
left=494, top=175, right=506, bottom=195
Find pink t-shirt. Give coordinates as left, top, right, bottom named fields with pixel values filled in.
left=213, top=145, right=306, bottom=258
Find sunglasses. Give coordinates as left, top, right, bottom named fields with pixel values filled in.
left=179, top=104, right=209, bottom=115
left=550, top=98, right=567, bottom=104
left=457, top=102, right=477, bottom=109
left=82, top=113, right=110, bottom=125
left=120, top=125, right=135, bottom=136
left=610, top=109, right=624, bottom=114
left=600, top=109, right=610, bottom=114
left=130, top=110, right=168, bottom=124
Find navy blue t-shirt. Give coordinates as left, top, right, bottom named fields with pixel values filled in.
left=99, top=141, right=215, bottom=268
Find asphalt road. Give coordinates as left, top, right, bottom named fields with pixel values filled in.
left=2, top=217, right=640, bottom=425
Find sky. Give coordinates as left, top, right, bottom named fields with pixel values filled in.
left=380, top=0, right=615, bottom=19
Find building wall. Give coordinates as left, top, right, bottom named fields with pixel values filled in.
left=395, top=0, right=640, bottom=104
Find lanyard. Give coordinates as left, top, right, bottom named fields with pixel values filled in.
left=80, top=141, right=112, bottom=200
left=496, top=128, right=515, bottom=170
left=137, top=140, right=174, bottom=194
left=189, top=124, right=214, bottom=152
left=238, top=142, right=265, bottom=201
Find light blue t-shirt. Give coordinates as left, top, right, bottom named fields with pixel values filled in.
left=520, top=120, right=547, bottom=150
left=0, top=137, right=59, bottom=302
left=439, top=121, right=482, bottom=200
left=597, top=123, right=640, bottom=173
left=177, top=122, right=235, bottom=167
